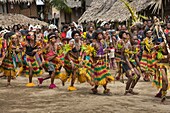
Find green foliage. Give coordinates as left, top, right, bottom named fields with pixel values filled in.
left=50, top=0, right=72, bottom=13
left=120, top=0, right=138, bottom=23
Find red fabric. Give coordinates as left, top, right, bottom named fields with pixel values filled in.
left=61, top=32, right=66, bottom=38
left=3, top=40, right=7, bottom=49
left=164, top=29, right=170, bottom=34
left=45, top=50, right=55, bottom=60
left=138, top=40, right=140, bottom=45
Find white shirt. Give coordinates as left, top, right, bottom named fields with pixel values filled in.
left=66, top=29, right=73, bottom=39
left=44, top=31, right=49, bottom=37
left=109, top=48, right=115, bottom=58
left=69, top=39, right=75, bottom=44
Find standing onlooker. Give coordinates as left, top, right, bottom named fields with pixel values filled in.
left=164, top=22, right=170, bottom=35
left=86, top=26, right=95, bottom=43
left=66, top=23, right=76, bottom=39
left=61, top=25, right=68, bottom=39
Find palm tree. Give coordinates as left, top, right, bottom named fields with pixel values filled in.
left=150, top=0, right=168, bottom=13
left=43, top=0, right=72, bottom=22
left=150, top=0, right=170, bottom=19
left=121, top=0, right=170, bottom=22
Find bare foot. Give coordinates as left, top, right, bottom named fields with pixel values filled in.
left=103, top=89, right=112, bottom=96
left=89, top=82, right=95, bottom=86
left=0, top=76, right=6, bottom=79
left=124, top=90, right=129, bottom=95
left=6, top=84, right=13, bottom=87
left=143, top=75, right=150, bottom=82
left=91, top=88, right=98, bottom=94
left=0, top=75, right=4, bottom=78
left=116, top=76, right=120, bottom=80
left=12, top=76, right=16, bottom=80
left=62, top=81, right=65, bottom=86
left=120, top=79, right=124, bottom=83
left=129, top=90, right=139, bottom=95
left=155, top=92, right=162, bottom=98
left=161, top=97, right=166, bottom=103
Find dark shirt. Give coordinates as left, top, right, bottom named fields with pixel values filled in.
left=25, top=43, right=37, bottom=56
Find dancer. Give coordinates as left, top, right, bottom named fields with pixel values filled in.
left=2, top=34, right=22, bottom=86
left=64, top=31, right=84, bottom=91
left=153, top=32, right=170, bottom=103
left=108, top=43, right=116, bottom=70
left=0, top=35, right=5, bottom=74
left=64, top=31, right=93, bottom=91
left=91, top=30, right=114, bottom=95
left=24, top=32, right=43, bottom=87
left=38, top=32, right=63, bottom=89
left=124, top=34, right=141, bottom=95
left=115, top=32, right=125, bottom=82
left=140, top=30, right=157, bottom=81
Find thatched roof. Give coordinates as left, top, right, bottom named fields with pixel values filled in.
left=0, top=0, right=34, bottom=3
left=0, top=13, right=48, bottom=28
left=66, top=0, right=81, bottom=8
left=78, top=0, right=153, bottom=23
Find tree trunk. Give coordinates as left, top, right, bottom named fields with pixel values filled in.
left=161, top=1, right=164, bottom=20
left=44, top=0, right=50, bottom=22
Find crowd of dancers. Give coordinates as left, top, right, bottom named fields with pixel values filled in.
left=0, top=17, right=170, bottom=103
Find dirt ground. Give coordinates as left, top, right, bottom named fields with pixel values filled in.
left=0, top=70, right=170, bottom=113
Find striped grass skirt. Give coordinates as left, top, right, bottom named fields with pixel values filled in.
left=44, top=57, right=63, bottom=76
left=25, top=55, right=43, bottom=77
left=64, top=52, right=79, bottom=76
left=83, top=60, right=94, bottom=78
left=153, top=63, right=170, bottom=90
left=92, top=59, right=114, bottom=85
left=64, top=52, right=92, bottom=83
left=2, top=56, right=16, bottom=77
left=57, top=53, right=65, bottom=66
left=140, top=50, right=157, bottom=75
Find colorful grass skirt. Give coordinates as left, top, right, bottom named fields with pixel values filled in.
left=25, top=55, right=43, bottom=77
left=92, top=59, right=114, bottom=85
left=140, top=50, right=157, bottom=75
left=2, top=56, right=16, bottom=77
left=44, top=57, right=63, bottom=76
left=57, top=53, right=65, bottom=66
left=64, top=52, right=79, bottom=76
left=153, top=63, right=170, bottom=90
left=64, top=52, right=92, bottom=83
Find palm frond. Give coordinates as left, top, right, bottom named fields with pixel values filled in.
left=150, top=0, right=170, bottom=14
left=120, top=0, right=139, bottom=24
left=150, top=0, right=162, bottom=14
left=139, top=15, right=149, bottom=20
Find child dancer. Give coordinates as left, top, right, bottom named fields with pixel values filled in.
left=24, top=32, right=43, bottom=87
left=91, top=30, right=114, bottom=95
left=108, top=44, right=116, bottom=70
left=38, top=33, right=63, bottom=89
left=2, top=34, right=22, bottom=86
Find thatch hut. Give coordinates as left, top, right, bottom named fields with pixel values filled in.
left=1, top=0, right=39, bottom=18
left=0, top=13, right=48, bottom=29
left=78, top=0, right=170, bottom=23
left=60, top=0, right=84, bottom=24
left=0, top=0, right=34, bottom=3
left=7, top=0, right=34, bottom=3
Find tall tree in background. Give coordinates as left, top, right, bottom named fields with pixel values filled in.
left=43, top=0, right=72, bottom=22
left=150, top=0, right=170, bottom=19
left=150, top=0, right=169, bottom=13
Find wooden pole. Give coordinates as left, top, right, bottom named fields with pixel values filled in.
left=161, top=2, right=164, bottom=20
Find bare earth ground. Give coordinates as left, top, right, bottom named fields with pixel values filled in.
left=0, top=70, right=170, bottom=113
